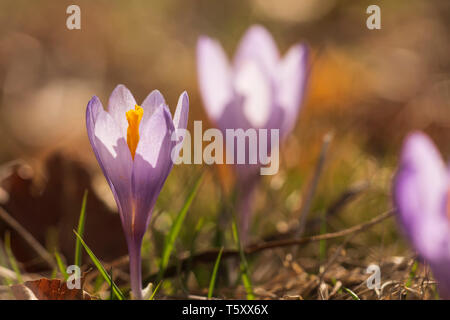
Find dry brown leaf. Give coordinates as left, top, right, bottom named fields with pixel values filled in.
left=10, top=278, right=92, bottom=300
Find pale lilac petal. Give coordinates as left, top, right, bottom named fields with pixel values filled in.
left=233, top=25, right=279, bottom=74
left=131, top=105, right=175, bottom=236
left=394, top=132, right=450, bottom=261
left=86, top=96, right=110, bottom=189
left=216, top=98, right=251, bottom=132
left=173, top=91, right=189, bottom=131
left=134, top=104, right=174, bottom=167
left=86, top=96, right=103, bottom=157
left=87, top=96, right=129, bottom=225
left=276, top=44, right=308, bottom=137
left=172, top=91, right=189, bottom=155
left=93, top=108, right=134, bottom=229
left=108, top=84, right=137, bottom=139
left=140, top=89, right=166, bottom=128
left=197, top=36, right=233, bottom=121
left=233, top=60, right=273, bottom=128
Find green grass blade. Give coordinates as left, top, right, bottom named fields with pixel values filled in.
left=73, top=230, right=125, bottom=300
left=0, top=242, right=8, bottom=267
left=0, top=241, right=13, bottom=285
left=344, top=287, right=360, bottom=300
left=231, top=219, right=254, bottom=300
left=75, top=190, right=88, bottom=267
left=149, top=280, right=163, bottom=300
left=54, top=251, right=68, bottom=280
left=406, top=260, right=418, bottom=288
left=4, top=231, right=22, bottom=283
left=405, top=259, right=419, bottom=299
left=208, top=247, right=224, bottom=299
left=434, top=285, right=440, bottom=300
left=158, top=174, right=203, bottom=280
left=231, top=218, right=241, bottom=250
left=109, top=268, right=114, bottom=300
left=241, top=272, right=254, bottom=299
left=93, top=274, right=104, bottom=293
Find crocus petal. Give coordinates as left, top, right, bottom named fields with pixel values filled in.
left=140, top=89, right=167, bottom=128
left=108, top=84, right=137, bottom=139
left=134, top=104, right=174, bottom=167
left=394, top=132, right=450, bottom=261
left=276, top=44, right=308, bottom=137
left=170, top=91, right=189, bottom=164
left=87, top=96, right=133, bottom=226
left=86, top=96, right=103, bottom=161
left=216, top=98, right=252, bottom=133
left=197, top=36, right=233, bottom=121
left=233, top=60, right=273, bottom=128
left=233, top=25, right=279, bottom=74
left=92, top=108, right=134, bottom=229
left=131, top=104, right=175, bottom=236
left=173, top=91, right=189, bottom=131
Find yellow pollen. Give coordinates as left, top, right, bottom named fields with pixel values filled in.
left=126, top=105, right=144, bottom=160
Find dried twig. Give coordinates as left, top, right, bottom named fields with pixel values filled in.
left=245, top=210, right=393, bottom=253
left=144, top=210, right=394, bottom=283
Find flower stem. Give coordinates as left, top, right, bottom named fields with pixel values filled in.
left=236, top=175, right=259, bottom=245
left=128, top=238, right=143, bottom=300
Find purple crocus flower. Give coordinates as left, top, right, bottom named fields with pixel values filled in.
left=86, top=85, right=189, bottom=299
left=394, top=131, right=450, bottom=298
left=197, top=25, right=308, bottom=241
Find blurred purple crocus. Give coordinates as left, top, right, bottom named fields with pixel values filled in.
left=86, top=85, right=189, bottom=299
left=394, top=131, right=450, bottom=298
left=197, top=25, right=308, bottom=241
